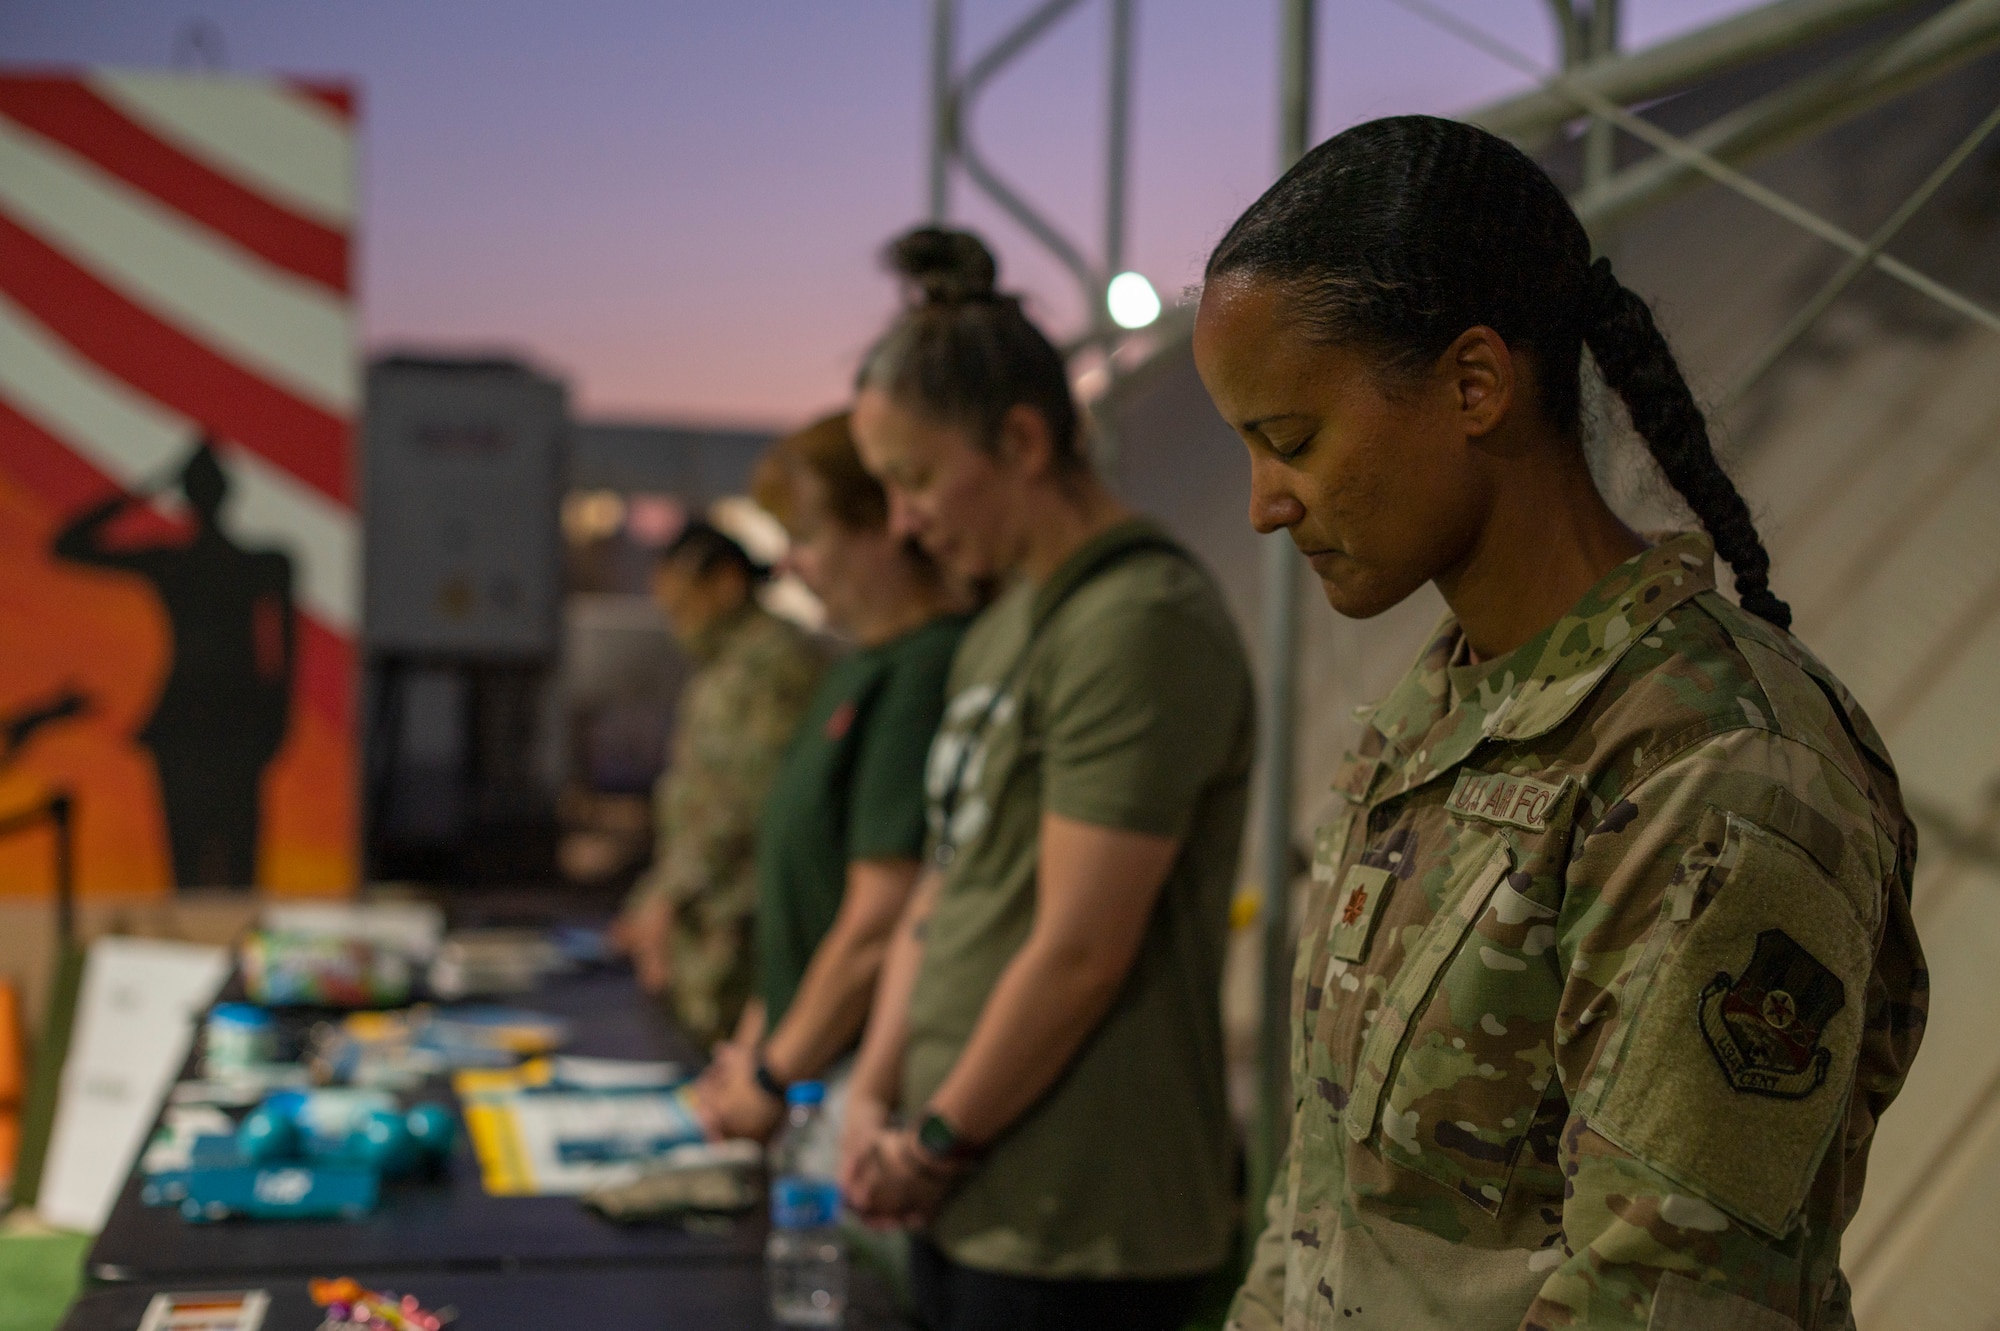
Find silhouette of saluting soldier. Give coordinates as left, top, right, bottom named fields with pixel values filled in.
left=53, top=437, right=296, bottom=888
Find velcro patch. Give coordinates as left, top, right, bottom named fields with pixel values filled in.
left=1589, top=812, right=1870, bottom=1237
left=1447, top=770, right=1569, bottom=833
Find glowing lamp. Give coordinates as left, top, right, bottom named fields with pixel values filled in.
left=1106, top=271, right=1161, bottom=330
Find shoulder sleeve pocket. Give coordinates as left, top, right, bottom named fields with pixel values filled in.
left=1592, top=813, right=1871, bottom=1238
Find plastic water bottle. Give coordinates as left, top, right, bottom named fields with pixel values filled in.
left=766, top=1081, right=848, bottom=1327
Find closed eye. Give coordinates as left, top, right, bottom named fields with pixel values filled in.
left=1241, top=413, right=1319, bottom=461
left=1265, top=429, right=1316, bottom=460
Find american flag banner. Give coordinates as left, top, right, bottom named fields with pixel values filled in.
left=0, top=71, right=357, bottom=894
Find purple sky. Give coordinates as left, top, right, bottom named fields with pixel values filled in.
left=2, top=1, right=1756, bottom=426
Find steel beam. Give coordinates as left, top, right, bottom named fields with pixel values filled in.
left=928, top=0, right=955, bottom=221
left=1106, top=0, right=1134, bottom=282
left=1583, top=0, right=1621, bottom=189
left=1574, top=0, right=2000, bottom=232
left=1472, top=0, right=1920, bottom=147
left=1249, top=0, right=1317, bottom=1248
left=1403, top=0, right=2000, bottom=333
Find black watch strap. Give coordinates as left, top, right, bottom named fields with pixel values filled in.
left=753, top=1058, right=787, bottom=1101
left=916, top=1109, right=983, bottom=1166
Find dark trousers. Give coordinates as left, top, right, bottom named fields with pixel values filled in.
left=909, top=1235, right=1210, bottom=1331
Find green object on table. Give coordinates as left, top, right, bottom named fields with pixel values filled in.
left=0, top=1228, right=90, bottom=1331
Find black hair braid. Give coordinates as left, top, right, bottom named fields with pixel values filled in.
left=1207, top=114, right=1791, bottom=630
left=1582, top=260, right=1792, bottom=629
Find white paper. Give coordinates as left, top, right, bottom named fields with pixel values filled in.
left=475, top=1088, right=706, bottom=1195
left=39, top=936, right=231, bottom=1232
left=137, top=1289, right=269, bottom=1331
left=551, top=1055, right=682, bottom=1088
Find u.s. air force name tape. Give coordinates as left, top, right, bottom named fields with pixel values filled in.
left=1446, top=770, right=1570, bottom=833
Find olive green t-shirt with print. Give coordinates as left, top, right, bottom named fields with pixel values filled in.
left=755, top=614, right=968, bottom=1029
left=904, top=519, right=1256, bottom=1279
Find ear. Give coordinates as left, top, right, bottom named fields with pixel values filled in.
left=993, top=403, right=1058, bottom=479
left=1440, top=326, right=1514, bottom=443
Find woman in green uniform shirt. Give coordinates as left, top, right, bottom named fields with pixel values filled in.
left=696, top=412, right=970, bottom=1141
left=1195, top=116, right=1925, bottom=1331
left=839, top=228, right=1256, bottom=1331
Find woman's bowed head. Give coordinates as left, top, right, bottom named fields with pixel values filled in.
left=1192, top=114, right=1787, bottom=662
left=851, top=228, right=1110, bottom=588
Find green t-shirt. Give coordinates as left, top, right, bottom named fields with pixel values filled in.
left=904, top=520, right=1256, bottom=1279
left=755, top=614, right=969, bottom=1029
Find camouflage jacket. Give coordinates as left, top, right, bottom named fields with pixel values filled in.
left=639, top=602, right=825, bottom=1043
left=1229, top=532, right=1926, bottom=1331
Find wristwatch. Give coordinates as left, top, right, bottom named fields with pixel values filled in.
left=753, top=1057, right=787, bottom=1101
left=915, top=1109, right=983, bottom=1167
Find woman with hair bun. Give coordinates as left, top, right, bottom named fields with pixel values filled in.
left=839, top=227, right=1256, bottom=1331
left=1194, top=114, right=1925, bottom=1330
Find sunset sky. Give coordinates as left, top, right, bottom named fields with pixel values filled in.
left=2, top=1, right=1757, bottom=427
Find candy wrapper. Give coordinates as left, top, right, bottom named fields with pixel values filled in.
left=309, top=1278, right=454, bottom=1331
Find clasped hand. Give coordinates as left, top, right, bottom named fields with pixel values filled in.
left=692, top=1040, right=784, bottom=1142
left=837, top=1094, right=964, bottom=1229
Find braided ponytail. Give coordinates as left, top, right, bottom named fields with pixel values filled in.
left=1581, top=259, right=1790, bottom=628
left=1207, top=115, right=1792, bottom=630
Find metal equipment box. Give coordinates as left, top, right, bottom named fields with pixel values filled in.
left=363, top=357, right=566, bottom=660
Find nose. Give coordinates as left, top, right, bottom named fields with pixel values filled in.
left=1247, top=456, right=1307, bottom=536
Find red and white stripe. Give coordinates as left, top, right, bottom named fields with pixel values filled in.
left=0, top=70, right=357, bottom=736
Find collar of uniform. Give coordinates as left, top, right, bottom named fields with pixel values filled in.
left=1490, top=530, right=1716, bottom=742
left=1356, top=612, right=1537, bottom=805
left=686, top=600, right=761, bottom=665
left=1354, top=531, right=1715, bottom=804
left=1361, top=612, right=1462, bottom=765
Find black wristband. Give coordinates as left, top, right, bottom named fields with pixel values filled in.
left=916, top=1109, right=983, bottom=1166
left=753, top=1058, right=787, bottom=1101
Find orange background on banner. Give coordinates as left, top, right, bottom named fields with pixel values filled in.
left=0, top=466, right=354, bottom=897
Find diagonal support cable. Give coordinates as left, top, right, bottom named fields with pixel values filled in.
left=1388, top=0, right=2000, bottom=339
left=1721, top=96, right=2000, bottom=409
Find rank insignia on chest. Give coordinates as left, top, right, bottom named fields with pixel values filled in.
left=1698, top=928, right=1844, bottom=1099
left=1327, top=864, right=1395, bottom=963
left=825, top=700, right=858, bottom=740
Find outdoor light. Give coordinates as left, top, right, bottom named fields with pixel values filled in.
left=1106, top=270, right=1161, bottom=330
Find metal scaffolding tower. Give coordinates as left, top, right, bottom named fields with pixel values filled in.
left=925, top=0, right=1137, bottom=352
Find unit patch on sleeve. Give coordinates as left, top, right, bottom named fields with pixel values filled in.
left=1697, top=928, right=1844, bottom=1099
left=1446, top=770, right=1569, bottom=833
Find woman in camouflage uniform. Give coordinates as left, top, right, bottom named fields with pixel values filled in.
left=1193, top=116, right=1925, bottom=1330
left=614, top=521, right=825, bottom=1049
